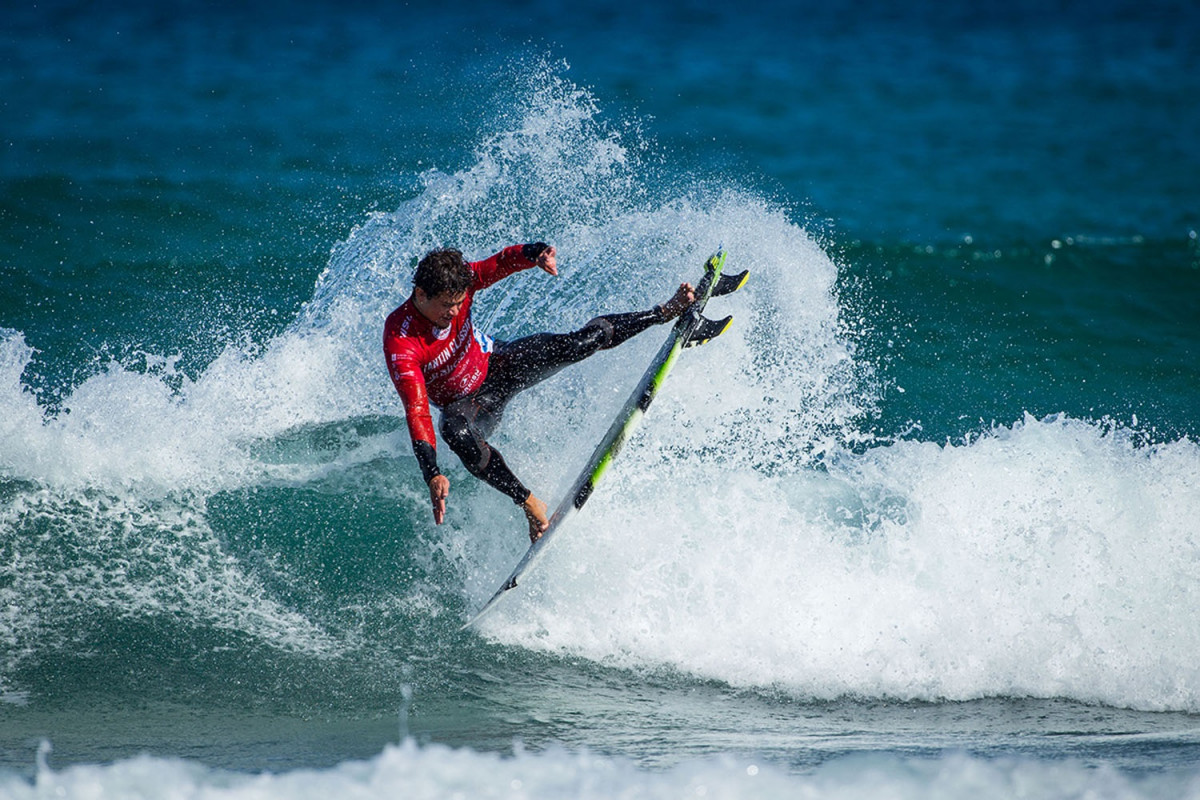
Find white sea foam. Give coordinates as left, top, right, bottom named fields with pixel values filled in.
left=479, top=409, right=1200, bottom=712
left=0, top=328, right=373, bottom=494
left=2, top=741, right=1196, bottom=800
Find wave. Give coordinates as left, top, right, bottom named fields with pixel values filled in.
left=1, top=63, right=1197, bottom=715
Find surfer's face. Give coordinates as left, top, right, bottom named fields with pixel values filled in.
left=413, top=288, right=467, bottom=329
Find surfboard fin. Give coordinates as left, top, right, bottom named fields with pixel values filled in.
left=712, top=269, right=749, bottom=297
left=685, top=314, right=733, bottom=348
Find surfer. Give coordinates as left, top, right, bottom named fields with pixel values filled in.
left=384, top=243, right=695, bottom=542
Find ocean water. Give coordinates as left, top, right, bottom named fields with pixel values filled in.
left=3, top=0, right=1199, bottom=797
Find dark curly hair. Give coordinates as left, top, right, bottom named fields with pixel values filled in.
left=413, top=249, right=474, bottom=297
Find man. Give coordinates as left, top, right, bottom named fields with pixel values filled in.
left=384, top=242, right=694, bottom=542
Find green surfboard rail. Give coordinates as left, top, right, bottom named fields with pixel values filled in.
left=573, top=248, right=727, bottom=509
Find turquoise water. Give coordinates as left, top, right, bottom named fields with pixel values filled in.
left=2, top=1, right=1199, bottom=797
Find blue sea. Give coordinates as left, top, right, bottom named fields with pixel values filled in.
left=3, top=0, right=1199, bottom=797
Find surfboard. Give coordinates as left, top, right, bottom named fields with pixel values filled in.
left=462, top=247, right=747, bottom=629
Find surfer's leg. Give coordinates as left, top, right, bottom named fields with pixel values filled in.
left=484, top=283, right=696, bottom=399
left=438, top=400, right=550, bottom=542
left=483, top=308, right=668, bottom=398
left=439, top=398, right=530, bottom=505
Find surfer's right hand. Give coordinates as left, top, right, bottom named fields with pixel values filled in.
left=429, top=475, right=450, bottom=525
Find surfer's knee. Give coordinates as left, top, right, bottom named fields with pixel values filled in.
left=440, top=413, right=490, bottom=472
left=442, top=422, right=529, bottom=504
left=580, top=317, right=614, bottom=350
left=585, top=309, right=663, bottom=351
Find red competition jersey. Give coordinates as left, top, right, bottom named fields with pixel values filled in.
left=383, top=245, right=538, bottom=452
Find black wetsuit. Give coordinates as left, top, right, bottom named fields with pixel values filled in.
left=438, top=307, right=667, bottom=504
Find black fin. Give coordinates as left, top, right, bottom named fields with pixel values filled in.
left=712, top=269, right=749, bottom=297
left=684, top=315, right=733, bottom=348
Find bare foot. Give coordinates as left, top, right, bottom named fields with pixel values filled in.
left=659, top=282, right=696, bottom=320
left=522, top=494, right=549, bottom=543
